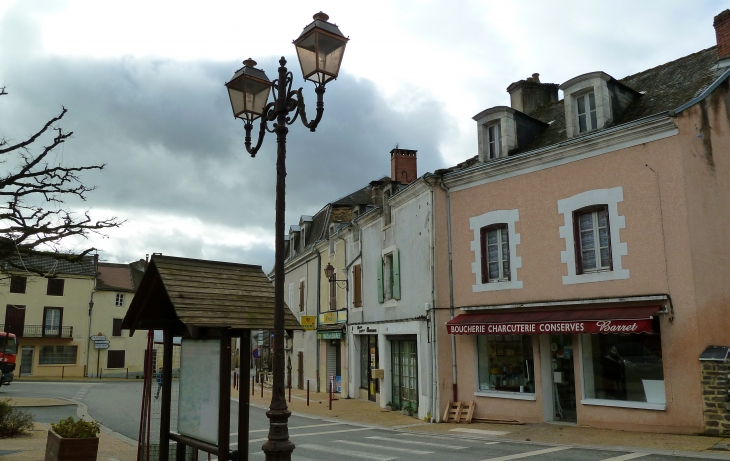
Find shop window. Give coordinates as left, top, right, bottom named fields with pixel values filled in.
left=107, top=350, right=125, bottom=369
left=580, top=331, right=665, bottom=405
left=46, top=278, right=64, bottom=296
left=360, top=335, right=369, bottom=389
left=477, top=335, right=535, bottom=393
left=9, top=276, right=26, bottom=294
left=39, top=345, right=77, bottom=365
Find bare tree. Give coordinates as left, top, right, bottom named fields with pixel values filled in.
left=0, top=86, right=122, bottom=273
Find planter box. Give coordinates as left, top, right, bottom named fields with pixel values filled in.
left=45, top=430, right=99, bottom=461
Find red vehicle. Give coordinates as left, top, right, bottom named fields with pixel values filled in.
left=0, top=332, right=18, bottom=385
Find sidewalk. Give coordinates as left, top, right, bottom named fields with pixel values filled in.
left=233, top=383, right=730, bottom=455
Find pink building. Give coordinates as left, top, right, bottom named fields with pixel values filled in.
left=434, top=11, right=730, bottom=434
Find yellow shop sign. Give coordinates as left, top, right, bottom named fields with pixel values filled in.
left=300, top=316, right=316, bottom=330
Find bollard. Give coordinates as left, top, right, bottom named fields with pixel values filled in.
left=84, top=365, right=87, bottom=377
left=99, top=368, right=102, bottom=380
left=260, top=379, right=263, bottom=398
left=251, top=376, right=255, bottom=396
left=61, top=366, right=65, bottom=379
left=288, top=384, right=291, bottom=403
left=329, top=377, right=333, bottom=411
left=307, top=380, right=310, bottom=406
left=126, top=368, right=129, bottom=379
left=233, top=372, right=237, bottom=390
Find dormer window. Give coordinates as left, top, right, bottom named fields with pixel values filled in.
left=486, top=123, right=502, bottom=159
left=576, top=92, right=598, bottom=133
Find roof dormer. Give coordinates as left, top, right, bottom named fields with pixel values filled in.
left=559, top=72, right=640, bottom=138
left=473, top=106, right=548, bottom=163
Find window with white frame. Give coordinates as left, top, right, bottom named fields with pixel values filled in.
left=115, top=293, right=124, bottom=307
left=486, top=123, right=501, bottom=159
left=481, top=225, right=510, bottom=283
left=576, top=92, right=598, bottom=133
left=377, top=247, right=400, bottom=303
left=558, top=187, right=628, bottom=285
left=470, top=209, right=522, bottom=292
left=576, top=207, right=611, bottom=272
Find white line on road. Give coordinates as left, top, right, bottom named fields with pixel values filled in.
left=298, top=443, right=397, bottom=460
left=366, top=435, right=468, bottom=449
left=485, top=442, right=500, bottom=445
left=229, top=422, right=343, bottom=436
left=450, top=428, right=510, bottom=436
left=246, top=427, right=372, bottom=444
left=335, top=439, right=433, bottom=454
left=598, top=453, right=650, bottom=461
left=480, top=446, right=572, bottom=460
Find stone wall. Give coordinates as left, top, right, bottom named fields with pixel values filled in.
left=702, top=358, right=730, bottom=435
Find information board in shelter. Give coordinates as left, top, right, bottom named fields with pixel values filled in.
left=178, top=339, right=220, bottom=445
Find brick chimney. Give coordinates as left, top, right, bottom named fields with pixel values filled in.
left=715, top=10, right=730, bottom=59
left=390, top=147, right=417, bottom=184
left=506, top=73, right=559, bottom=116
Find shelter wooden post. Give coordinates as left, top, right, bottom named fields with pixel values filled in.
left=160, top=330, right=174, bottom=460
left=239, top=330, right=251, bottom=461
left=219, top=329, right=231, bottom=461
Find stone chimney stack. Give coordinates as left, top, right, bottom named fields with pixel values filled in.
left=506, top=74, right=559, bottom=116
left=714, top=10, right=730, bottom=59
left=390, top=147, right=417, bottom=184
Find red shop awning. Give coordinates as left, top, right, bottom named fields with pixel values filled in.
left=447, top=306, right=660, bottom=335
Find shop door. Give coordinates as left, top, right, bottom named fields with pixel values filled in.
left=550, top=334, right=576, bottom=422
left=326, top=340, right=341, bottom=392
left=20, top=347, right=33, bottom=375
left=391, top=339, right=418, bottom=412
left=368, top=335, right=379, bottom=402
left=297, top=351, right=304, bottom=390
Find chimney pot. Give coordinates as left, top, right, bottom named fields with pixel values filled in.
left=715, top=10, right=730, bottom=59
left=532, top=73, right=540, bottom=83
left=390, top=148, right=418, bottom=184
left=506, top=75, right=558, bottom=116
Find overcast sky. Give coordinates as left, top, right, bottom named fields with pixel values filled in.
left=0, top=0, right=724, bottom=270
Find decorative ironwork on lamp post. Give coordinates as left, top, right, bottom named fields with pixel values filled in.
left=225, top=12, right=348, bottom=461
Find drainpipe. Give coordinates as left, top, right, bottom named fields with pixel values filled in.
left=314, top=246, right=321, bottom=392
left=438, top=178, right=457, bottom=402
left=424, top=173, right=440, bottom=422
left=86, top=253, right=98, bottom=377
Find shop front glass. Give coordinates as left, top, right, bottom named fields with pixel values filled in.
left=477, top=335, right=535, bottom=393
left=580, top=328, right=665, bottom=404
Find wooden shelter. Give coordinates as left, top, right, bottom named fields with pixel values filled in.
left=123, top=255, right=301, bottom=461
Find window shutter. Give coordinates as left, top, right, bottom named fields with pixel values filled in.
left=112, top=318, right=123, bottom=337
left=377, top=257, right=384, bottom=303
left=603, top=205, right=613, bottom=271
left=329, top=280, right=337, bottom=311
left=572, top=210, right=583, bottom=275
left=299, top=281, right=305, bottom=311
left=392, top=249, right=401, bottom=300
left=353, top=265, right=362, bottom=307
left=480, top=227, right=488, bottom=284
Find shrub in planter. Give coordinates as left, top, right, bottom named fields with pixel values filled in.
left=0, top=398, right=34, bottom=437
left=45, top=417, right=101, bottom=461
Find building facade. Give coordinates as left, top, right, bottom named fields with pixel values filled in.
left=435, top=13, right=730, bottom=434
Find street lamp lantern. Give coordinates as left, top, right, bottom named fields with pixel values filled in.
left=293, top=12, right=349, bottom=84
left=225, top=12, right=347, bottom=461
left=323, top=262, right=335, bottom=280
left=225, top=58, right=273, bottom=121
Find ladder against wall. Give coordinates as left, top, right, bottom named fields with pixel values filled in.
left=443, top=401, right=476, bottom=423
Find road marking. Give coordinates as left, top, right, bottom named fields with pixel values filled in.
left=335, top=439, right=433, bottom=454
left=246, top=427, right=372, bottom=444
left=298, top=443, right=396, bottom=460
left=366, top=436, right=468, bottom=449
left=485, top=442, right=500, bottom=445
left=480, top=446, right=571, bottom=460
left=230, top=422, right=343, bottom=435
left=450, top=428, right=510, bottom=436
left=599, top=454, right=650, bottom=461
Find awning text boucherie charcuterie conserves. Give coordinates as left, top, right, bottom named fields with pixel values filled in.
left=447, top=319, right=654, bottom=335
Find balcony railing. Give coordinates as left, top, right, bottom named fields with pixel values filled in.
left=0, top=324, right=74, bottom=339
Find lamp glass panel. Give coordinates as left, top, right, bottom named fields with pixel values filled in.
left=228, top=87, right=246, bottom=117
left=295, top=33, right=317, bottom=80
left=244, top=79, right=271, bottom=116
left=316, top=32, right=346, bottom=79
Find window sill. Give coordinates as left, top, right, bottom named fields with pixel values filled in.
left=383, top=299, right=398, bottom=308
left=562, top=269, right=629, bottom=285
left=580, top=398, right=665, bottom=411
left=472, top=280, right=523, bottom=292
left=474, top=390, right=536, bottom=401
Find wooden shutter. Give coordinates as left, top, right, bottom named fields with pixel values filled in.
left=376, top=257, right=384, bottom=303
left=480, top=227, right=488, bottom=283
left=353, top=264, right=362, bottom=307
left=9, top=276, right=26, bottom=294
left=46, top=278, right=64, bottom=296
left=4, top=304, right=25, bottom=337
left=299, top=281, right=305, bottom=311
left=329, top=280, right=337, bottom=311
left=392, top=249, right=401, bottom=300
left=603, top=205, right=613, bottom=270
left=107, top=350, right=125, bottom=369
left=572, top=210, right=583, bottom=275
left=112, top=318, right=123, bottom=337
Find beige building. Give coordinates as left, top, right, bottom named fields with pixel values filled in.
left=0, top=255, right=96, bottom=378
left=0, top=256, right=148, bottom=379
left=435, top=11, right=730, bottom=434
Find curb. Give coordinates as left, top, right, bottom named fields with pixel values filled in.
left=56, top=396, right=137, bottom=447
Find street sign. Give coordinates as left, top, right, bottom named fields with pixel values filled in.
left=90, top=335, right=106, bottom=341
left=94, top=342, right=110, bottom=349
left=252, top=348, right=260, bottom=359
left=300, top=316, right=316, bottom=330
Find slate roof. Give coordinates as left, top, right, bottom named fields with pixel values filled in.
left=3, top=254, right=96, bottom=277
left=123, top=255, right=301, bottom=333
left=442, top=46, right=727, bottom=171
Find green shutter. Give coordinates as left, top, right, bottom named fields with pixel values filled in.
left=377, top=256, right=384, bottom=303
left=393, top=249, right=401, bottom=300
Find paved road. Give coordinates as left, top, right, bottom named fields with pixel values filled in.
left=4, top=381, right=729, bottom=461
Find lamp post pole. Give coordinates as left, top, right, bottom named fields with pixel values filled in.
left=225, top=13, right=348, bottom=461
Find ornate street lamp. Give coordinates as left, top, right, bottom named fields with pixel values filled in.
left=225, top=12, right=348, bottom=461
left=324, top=262, right=348, bottom=289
